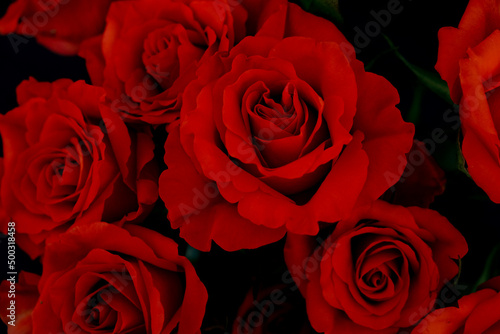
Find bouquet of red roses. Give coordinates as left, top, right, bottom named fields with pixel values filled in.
left=0, top=0, right=499, bottom=333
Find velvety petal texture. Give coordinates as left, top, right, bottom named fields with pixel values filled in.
left=159, top=33, right=414, bottom=251
left=284, top=200, right=468, bottom=334
left=31, top=222, right=208, bottom=334
left=0, top=271, right=40, bottom=334
left=412, top=277, right=500, bottom=334
left=0, top=78, right=159, bottom=258
left=79, top=0, right=355, bottom=125
left=79, top=0, right=249, bottom=124
left=0, top=0, right=120, bottom=55
left=436, top=0, right=500, bottom=103
left=436, top=0, right=500, bottom=203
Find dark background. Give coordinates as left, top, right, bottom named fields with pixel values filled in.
left=1, top=0, right=499, bottom=333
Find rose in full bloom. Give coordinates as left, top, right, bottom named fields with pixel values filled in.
left=0, top=78, right=158, bottom=258
left=436, top=0, right=500, bottom=203
left=31, top=222, right=207, bottom=333
left=0, top=0, right=120, bottom=55
left=79, top=0, right=250, bottom=124
left=0, top=271, right=40, bottom=333
left=232, top=283, right=315, bottom=334
left=79, top=0, right=353, bottom=124
left=412, top=277, right=500, bottom=333
left=159, top=34, right=414, bottom=251
left=284, top=200, right=468, bottom=333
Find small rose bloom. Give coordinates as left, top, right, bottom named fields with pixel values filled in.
left=284, top=200, right=468, bottom=333
left=79, top=0, right=249, bottom=124
left=0, top=78, right=158, bottom=258
left=32, top=223, right=208, bottom=334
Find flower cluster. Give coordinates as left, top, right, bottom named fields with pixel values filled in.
left=0, top=0, right=498, bottom=333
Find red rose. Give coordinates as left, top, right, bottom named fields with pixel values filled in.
left=435, top=0, right=500, bottom=103
left=232, top=283, right=315, bottom=334
left=79, top=0, right=352, bottom=124
left=0, top=78, right=158, bottom=258
left=159, top=35, right=414, bottom=251
left=0, top=0, right=120, bottom=55
left=31, top=222, right=207, bottom=333
left=436, top=0, right=500, bottom=203
left=412, top=277, right=500, bottom=333
left=79, top=0, right=250, bottom=124
left=0, top=271, right=40, bottom=334
left=284, top=200, right=468, bottom=333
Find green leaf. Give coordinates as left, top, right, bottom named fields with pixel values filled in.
left=434, top=130, right=460, bottom=173
left=454, top=256, right=462, bottom=285
left=472, top=244, right=500, bottom=292
left=364, top=47, right=398, bottom=71
left=297, top=0, right=343, bottom=25
left=407, top=83, right=425, bottom=125
left=383, top=35, right=454, bottom=105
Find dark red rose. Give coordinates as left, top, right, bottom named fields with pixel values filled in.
left=436, top=0, right=500, bottom=203
left=0, top=0, right=120, bottom=55
left=0, top=271, right=40, bottom=333
left=31, top=222, right=207, bottom=333
left=284, top=200, right=468, bottom=333
left=159, top=35, right=414, bottom=251
left=383, top=140, right=446, bottom=208
left=0, top=78, right=158, bottom=258
left=412, top=277, right=500, bottom=334
left=232, top=283, right=316, bottom=334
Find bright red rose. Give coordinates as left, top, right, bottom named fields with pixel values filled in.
left=436, top=0, right=500, bottom=203
left=0, top=78, right=158, bottom=258
left=0, top=271, right=40, bottom=333
left=436, top=0, right=500, bottom=103
left=159, top=35, right=414, bottom=251
left=412, top=277, right=500, bottom=334
left=284, top=200, right=468, bottom=334
left=0, top=0, right=120, bottom=55
left=79, top=0, right=249, bottom=124
left=31, top=222, right=207, bottom=334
